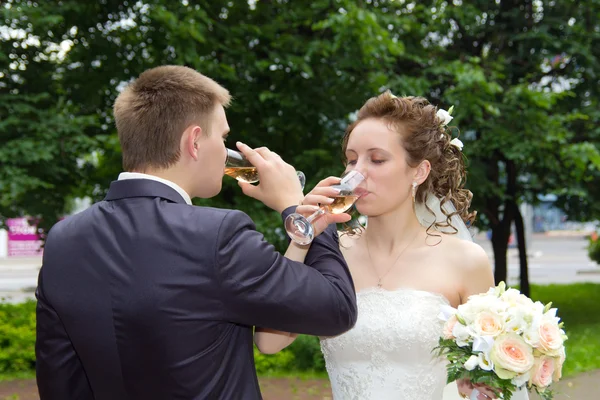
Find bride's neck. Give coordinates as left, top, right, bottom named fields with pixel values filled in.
left=364, top=207, right=423, bottom=255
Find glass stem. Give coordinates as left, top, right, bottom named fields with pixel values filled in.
left=306, top=207, right=327, bottom=224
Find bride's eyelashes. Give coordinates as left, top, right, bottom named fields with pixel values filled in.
left=346, top=158, right=386, bottom=166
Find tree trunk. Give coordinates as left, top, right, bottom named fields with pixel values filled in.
left=491, top=218, right=511, bottom=284
left=513, top=202, right=530, bottom=296
left=491, top=160, right=518, bottom=284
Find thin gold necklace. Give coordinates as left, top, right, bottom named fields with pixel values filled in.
left=365, top=229, right=421, bottom=288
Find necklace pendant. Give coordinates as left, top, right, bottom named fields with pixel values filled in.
left=377, top=280, right=382, bottom=288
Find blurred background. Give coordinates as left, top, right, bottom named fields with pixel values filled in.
left=1, top=1, right=599, bottom=399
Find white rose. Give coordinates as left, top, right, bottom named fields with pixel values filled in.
left=538, top=320, right=565, bottom=356
left=436, top=108, right=453, bottom=125
left=489, top=333, right=535, bottom=379
left=523, top=321, right=542, bottom=348
left=456, top=303, right=477, bottom=325
left=472, top=311, right=504, bottom=337
left=462, top=295, right=508, bottom=320
left=501, top=289, right=535, bottom=308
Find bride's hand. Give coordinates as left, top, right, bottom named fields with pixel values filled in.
left=295, top=176, right=351, bottom=237
left=457, top=378, right=497, bottom=399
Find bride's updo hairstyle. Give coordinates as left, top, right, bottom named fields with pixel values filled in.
left=341, top=91, right=476, bottom=234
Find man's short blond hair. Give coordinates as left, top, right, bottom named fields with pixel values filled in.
left=113, top=65, right=231, bottom=171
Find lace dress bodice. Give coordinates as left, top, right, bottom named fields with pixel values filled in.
left=320, top=287, right=449, bottom=400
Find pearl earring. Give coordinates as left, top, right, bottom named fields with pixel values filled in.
left=412, top=181, right=419, bottom=202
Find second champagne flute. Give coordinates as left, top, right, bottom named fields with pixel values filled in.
left=224, top=148, right=306, bottom=190
left=284, top=170, right=366, bottom=245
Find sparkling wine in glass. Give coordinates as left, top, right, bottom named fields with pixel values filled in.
left=284, top=170, right=366, bottom=245
left=224, top=148, right=306, bottom=189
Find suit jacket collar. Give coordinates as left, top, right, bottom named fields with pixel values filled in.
left=104, top=179, right=188, bottom=205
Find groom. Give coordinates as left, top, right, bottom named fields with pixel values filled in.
left=35, top=65, right=357, bottom=399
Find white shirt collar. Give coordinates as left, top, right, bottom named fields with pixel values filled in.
left=117, top=172, right=192, bottom=205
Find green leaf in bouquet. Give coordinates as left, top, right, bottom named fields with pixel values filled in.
left=535, top=387, right=555, bottom=400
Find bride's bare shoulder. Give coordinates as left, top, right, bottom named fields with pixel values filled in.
left=438, top=233, right=490, bottom=271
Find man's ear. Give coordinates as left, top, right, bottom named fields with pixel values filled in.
left=414, top=159, right=431, bottom=185
left=184, top=126, right=203, bottom=160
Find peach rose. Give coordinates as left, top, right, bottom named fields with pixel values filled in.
left=553, top=347, right=566, bottom=381
left=473, top=311, right=504, bottom=337
left=443, top=314, right=458, bottom=339
left=539, top=320, right=563, bottom=355
left=530, top=356, right=555, bottom=388
left=489, top=333, right=535, bottom=379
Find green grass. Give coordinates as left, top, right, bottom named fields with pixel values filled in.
left=257, top=370, right=329, bottom=380
left=0, top=283, right=598, bottom=384
left=0, top=371, right=35, bottom=382
left=528, top=283, right=600, bottom=377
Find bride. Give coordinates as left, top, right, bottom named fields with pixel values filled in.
left=253, top=92, right=528, bottom=400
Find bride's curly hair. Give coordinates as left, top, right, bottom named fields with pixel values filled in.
left=341, top=92, right=476, bottom=236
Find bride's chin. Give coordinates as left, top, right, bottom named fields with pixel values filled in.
left=354, top=205, right=377, bottom=218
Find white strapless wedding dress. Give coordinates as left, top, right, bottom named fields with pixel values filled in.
left=320, top=287, right=529, bottom=400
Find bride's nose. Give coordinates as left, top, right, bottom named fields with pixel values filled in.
left=354, top=166, right=368, bottom=181
left=348, top=160, right=368, bottom=177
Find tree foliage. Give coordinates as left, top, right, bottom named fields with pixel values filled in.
left=1, top=0, right=599, bottom=285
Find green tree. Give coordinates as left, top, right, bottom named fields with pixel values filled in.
left=2, top=0, right=599, bottom=296
left=414, top=0, right=600, bottom=294
left=2, top=0, right=409, bottom=248
left=0, top=1, right=99, bottom=234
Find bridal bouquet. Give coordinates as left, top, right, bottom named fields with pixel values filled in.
left=435, top=282, right=567, bottom=400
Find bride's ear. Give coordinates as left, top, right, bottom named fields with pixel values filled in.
left=413, top=160, right=431, bottom=185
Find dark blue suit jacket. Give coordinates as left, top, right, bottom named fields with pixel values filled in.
left=35, top=178, right=357, bottom=399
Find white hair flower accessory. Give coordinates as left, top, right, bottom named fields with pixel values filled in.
left=450, top=138, right=464, bottom=151
left=436, top=105, right=454, bottom=126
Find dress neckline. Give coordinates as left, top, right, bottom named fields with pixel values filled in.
left=356, top=286, right=451, bottom=305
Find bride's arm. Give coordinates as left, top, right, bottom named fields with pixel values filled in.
left=254, top=242, right=308, bottom=354
left=458, top=241, right=495, bottom=303
left=254, top=176, right=350, bottom=354
left=455, top=241, right=498, bottom=399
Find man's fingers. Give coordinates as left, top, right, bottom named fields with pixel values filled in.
left=238, top=181, right=259, bottom=199
left=316, top=176, right=342, bottom=187
left=474, top=384, right=497, bottom=399
left=296, top=205, right=320, bottom=215
left=253, top=147, right=274, bottom=159
left=236, top=142, right=267, bottom=169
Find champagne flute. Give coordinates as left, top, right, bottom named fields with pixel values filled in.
left=284, top=170, right=366, bottom=245
left=224, top=148, right=306, bottom=190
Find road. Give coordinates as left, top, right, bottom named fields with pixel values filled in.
left=0, top=233, right=598, bottom=303
left=0, top=256, right=41, bottom=303
left=474, top=233, right=599, bottom=285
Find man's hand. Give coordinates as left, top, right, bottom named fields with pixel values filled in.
left=457, top=378, right=497, bottom=399
left=296, top=176, right=351, bottom=237
left=236, top=142, right=304, bottom=213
